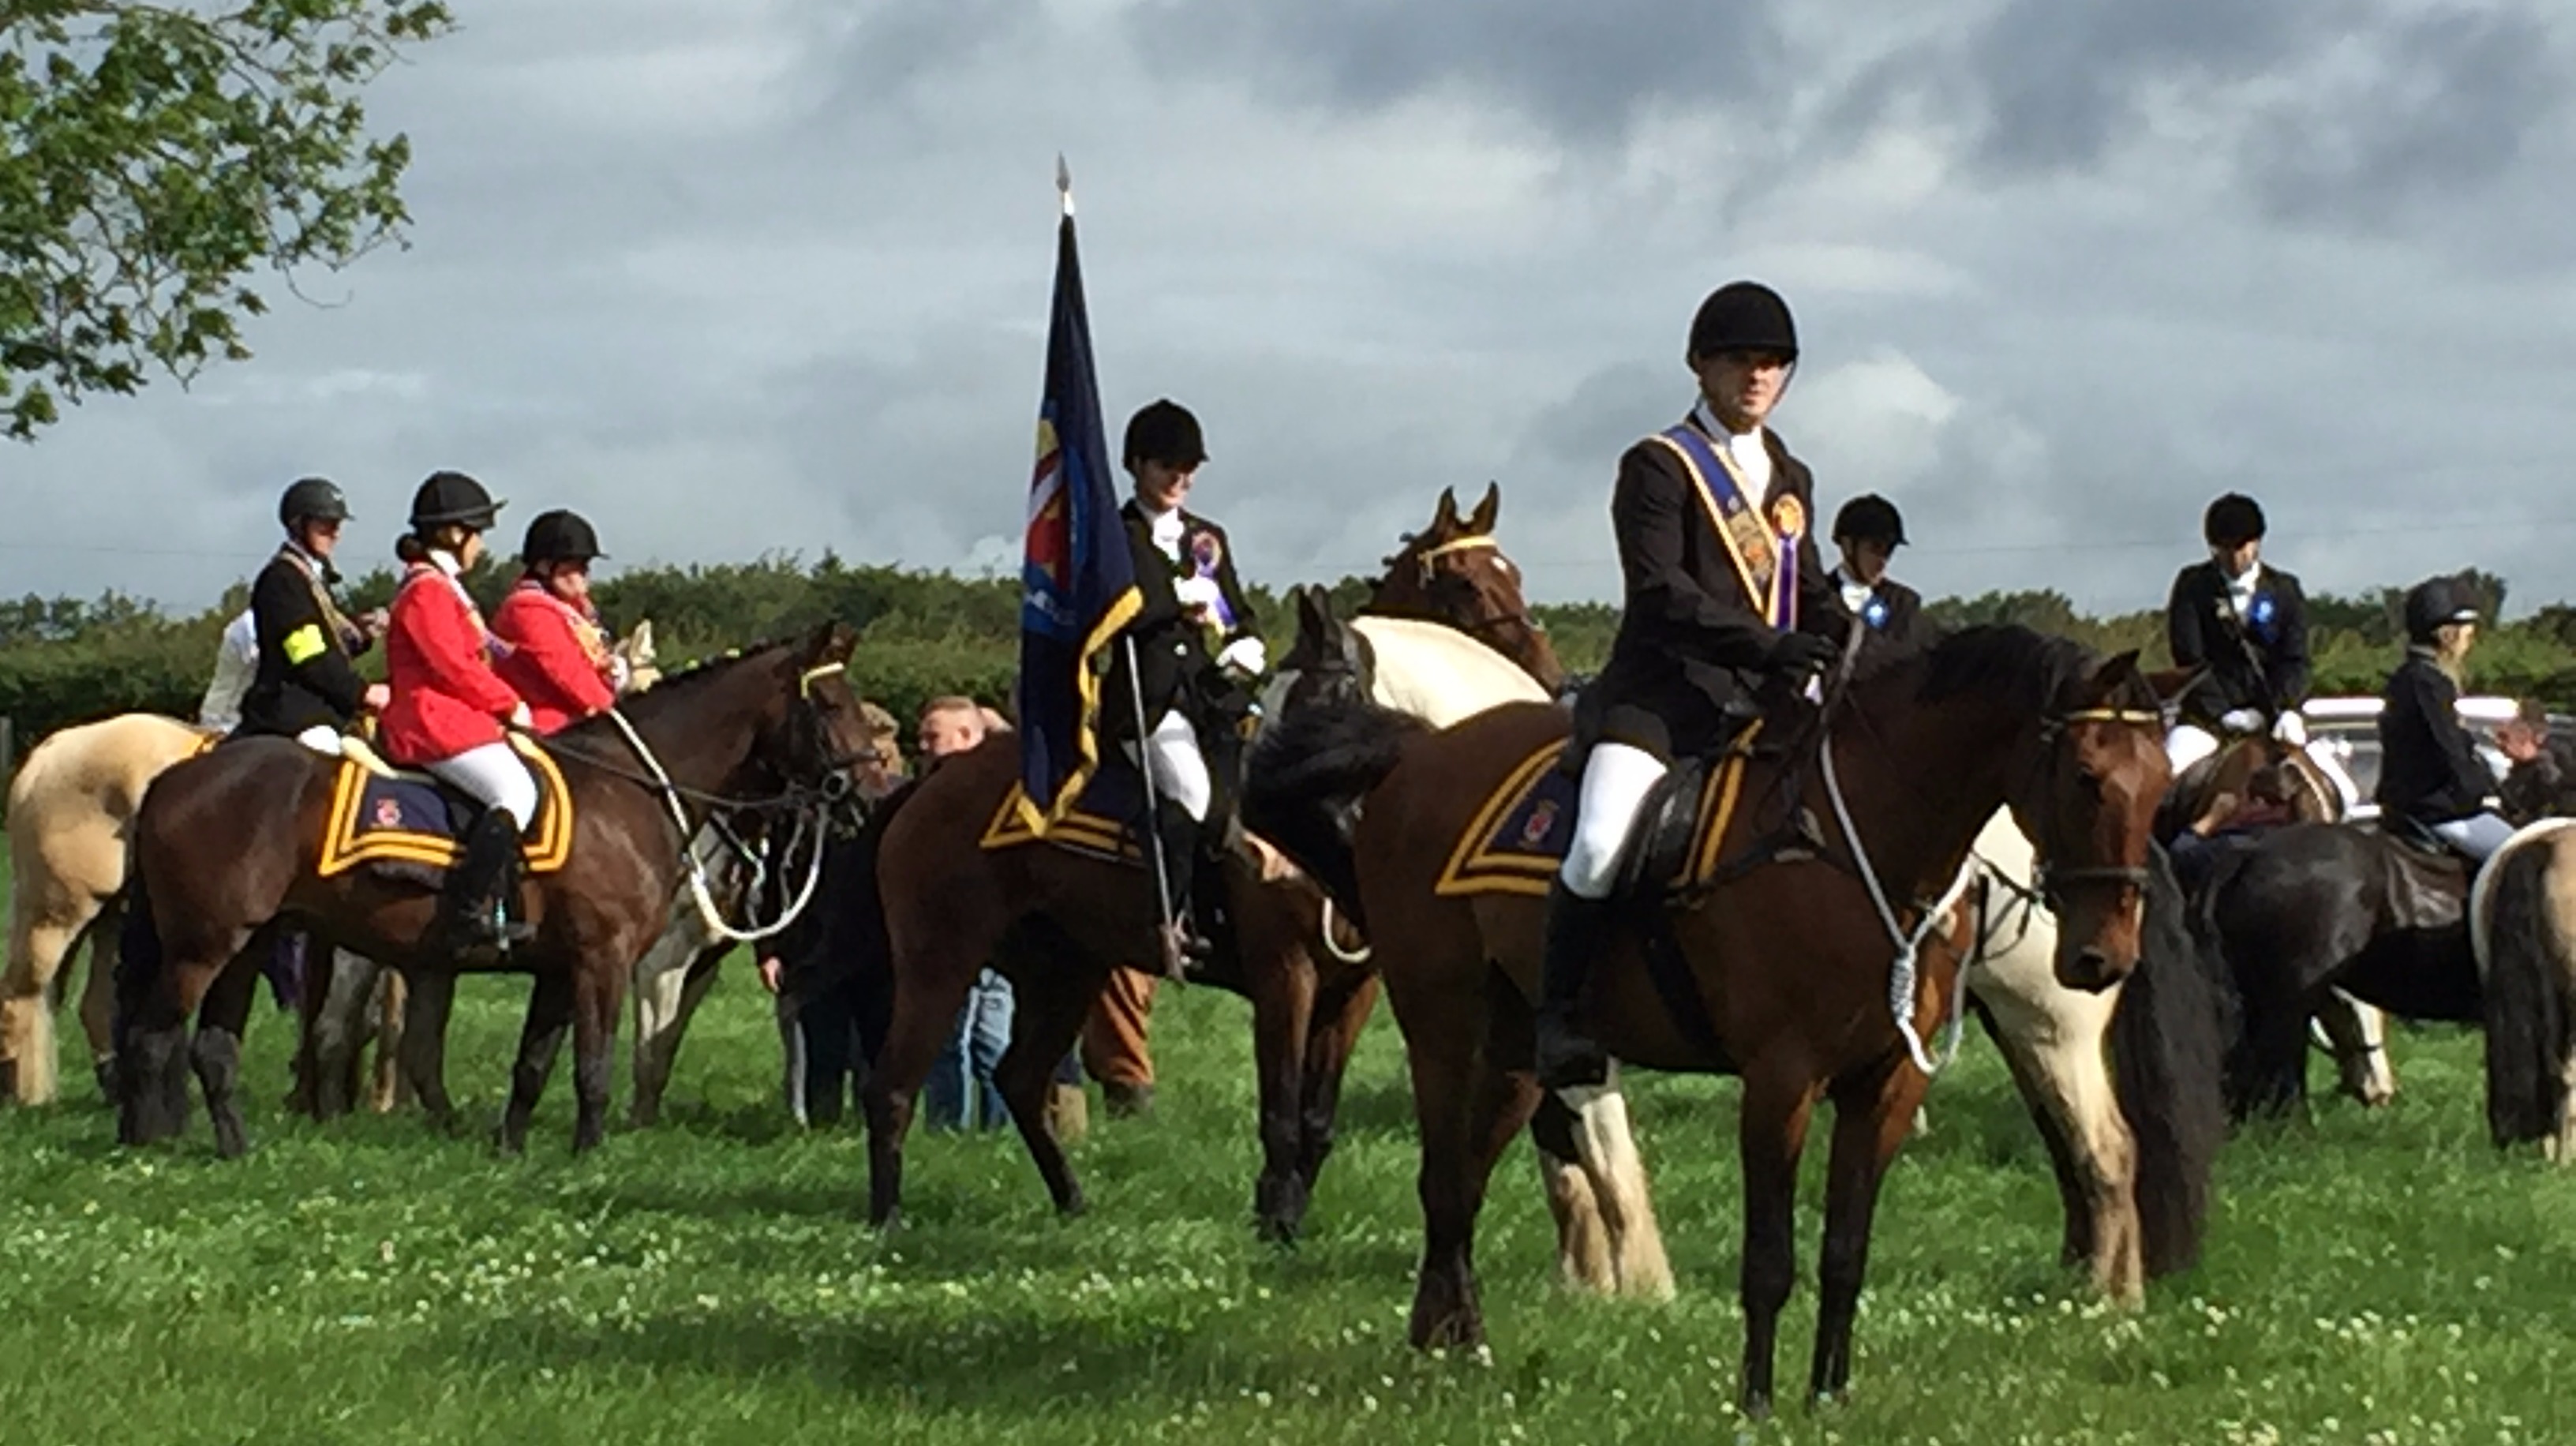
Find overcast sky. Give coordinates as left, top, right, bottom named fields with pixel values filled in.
left=11, top=0, right=2576, bottom=615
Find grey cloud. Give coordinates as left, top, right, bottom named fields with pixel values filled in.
left=1127, top=0, right=1788, bottom=144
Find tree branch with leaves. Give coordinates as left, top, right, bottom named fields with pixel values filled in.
left=0, top=1, right=454, bottom=439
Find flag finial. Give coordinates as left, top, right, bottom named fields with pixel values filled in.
left=1056, top=154, right=1073, bottom=217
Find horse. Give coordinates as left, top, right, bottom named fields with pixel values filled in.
left=2166, top=732, right=2397, bottom=1109
left=1245, top=627, right=2173, bottom=1414
left=2471, top=819, right=2576, bottom=1157
left=1361, top=481, right=1567, bottom=694
left=114, top=623, right=872, bottom=1157
left=1272, top=594, right=2222, bottom=1304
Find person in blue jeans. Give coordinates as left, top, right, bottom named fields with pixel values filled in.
left=915, top=697, right=1023, bottom=1133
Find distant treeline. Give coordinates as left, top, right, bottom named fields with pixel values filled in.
left=4, top=556, right=2574, bottom=745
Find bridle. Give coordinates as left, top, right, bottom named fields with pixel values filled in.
left=1387, top=533, right=1540, bottom=649
left=2026, top=706, right=2164, bottom=909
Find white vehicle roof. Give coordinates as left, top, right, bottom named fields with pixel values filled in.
left=2301, top=695, right=2524, bottom=725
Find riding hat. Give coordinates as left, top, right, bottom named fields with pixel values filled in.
left=278, top=477, right=350, bottom=529
left=520, top=509, right=605, bottom=566
left=1832, top=494, right=1907, bottom=548
left=2203, top=493, right=2267, bottom=549
left=409, top=470, right=504, bottom=532
left=1123, top=399, right=1208, bottom=470
left=2402, top=575, right=2481, bottom=643
left=1687, top=281, right=1798, bottom=363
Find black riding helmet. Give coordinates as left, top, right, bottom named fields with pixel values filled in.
left=1687, top=281, right=1798, bottom=363
left=1832, top=493, right=1907, bottom=547
left=2203, top=493, right=2267, bottom=549
left=279, top=476, right=350, bottom=529
left=1123, top=399, right=1208, bottom=470
left=2403, top=575, right=2481, bottom=644
left=520, top=509, right=605, bottom=566
left=409, top=470, right=504, bottom=533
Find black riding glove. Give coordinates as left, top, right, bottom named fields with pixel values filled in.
left=1765, top=631, right=1839, bottom=676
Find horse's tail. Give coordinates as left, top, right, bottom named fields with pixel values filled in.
left=2112, top=842, right=2229, bottom=1278
left=2480, top=832, right=2576, bottom=1148
left=1241, top=701, right=1425, bottom=929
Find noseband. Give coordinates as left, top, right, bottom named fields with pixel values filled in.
left=2031, top=706, right=2162, bottom=908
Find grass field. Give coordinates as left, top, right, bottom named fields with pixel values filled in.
left=6, top=873, right=2576, bottom=1443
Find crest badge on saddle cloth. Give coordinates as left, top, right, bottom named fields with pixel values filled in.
left=314, top=734, right=577, bottom=886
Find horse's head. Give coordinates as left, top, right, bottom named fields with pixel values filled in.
left=2015, top=650, right=2174, bottom=993
left=764, top=621, right=876, bottom=803
left=1261, top=584, right=1371, bottom=724
left=616, top=619, right=661, bottom=691
left=1367, top=483, right=1565, bottom=691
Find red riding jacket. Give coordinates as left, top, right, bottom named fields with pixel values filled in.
left=491, top=581, right=616, bottom=734
left=381, top=560, right=524, bottom=762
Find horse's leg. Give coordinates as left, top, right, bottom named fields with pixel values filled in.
left=397, top=969, right=460, bottom=1131
left=567, top=959, right=627, bottom=1154
left=992, top=942, right=1109, bottom=1219
left=80, top=897, right=122, bottom=1102
left=1735, top=1061, right=1821, bottom=1419
left=864, top=938, right=987, bottom=1229
left=1808, top=1057, right=1927, bottom=1406
left=1535, top=1135, right=1614, bottom=1294
left=301, top=948, right=380, bottom=1122
left=1974, top=990, right=2144, bottom=1305
left=1406, top=973, right=1541, bottom=1351
left=1289, top=971, right=1381, bottom=1230
left=1243, top=935, right=1318, bottom=1242
left=2, top=910, right=88, bottom=1106
left=627, top=947, right=698, bottom=1129
left=2316, top=990, right=2396, bottom=1108
left=190, top=951, right=263, bottom=1160
left=1555, top=1065, right=1676, bottom=1302
left=370, top=967, right=409, bottom=1113
left=500, top=970, right=576, bottom=1155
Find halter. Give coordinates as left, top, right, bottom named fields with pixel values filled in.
left=1411, top=532, right=1500, bottom=579
left=2027, top=706, right=2164, bottom=906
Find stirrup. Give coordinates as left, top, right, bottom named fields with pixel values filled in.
left=1155, top=920, right=1207, bottom=982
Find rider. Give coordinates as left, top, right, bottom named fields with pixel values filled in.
left=1112, top=398, right=1267, bottom=976
left=380, top=472, right=538, bottom=951
left=2377, top=575, right=2512, bottom=862
left=2164, top=493, right=2310, bottom=773
left=491, top=509, right=625, bottom=733
left=234, top=477, right=389, bottom=747
left=197, top=607, right=258, bottom=735
left=1535, top=281, right=1848, bottom=1091
left=1828, top=494, right=1924, bottom=654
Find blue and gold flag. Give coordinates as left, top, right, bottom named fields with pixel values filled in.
left=1013, top=175, right=1140, bottom=832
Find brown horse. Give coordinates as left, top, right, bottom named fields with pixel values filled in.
left=1364, top=481, right=1566, bottom=693
left=114, top=624, right=874, bottom=1157
left=1245, top=627, right=2173, bottom=1414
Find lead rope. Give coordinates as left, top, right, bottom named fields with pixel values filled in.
left=1818, top=728, right=1981, bottom=1075
left=600, top=706, right=826, bottom=945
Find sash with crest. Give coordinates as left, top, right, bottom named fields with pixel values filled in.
left=1646, top=424, right=1805, bottom=630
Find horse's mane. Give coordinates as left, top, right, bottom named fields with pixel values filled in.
left=1876, top=624, right=2107, bottom=716
left=550, top=632, right=806, bottom=744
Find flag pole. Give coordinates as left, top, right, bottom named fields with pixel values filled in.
left=1121, top=635, right=1182, bottom=972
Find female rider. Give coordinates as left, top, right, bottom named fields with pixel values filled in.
left=380, top=472, right=537, bottom=952
left=492, top=508, right=625, bottom=733
left=1537, top=281, right=1850, bottom=1090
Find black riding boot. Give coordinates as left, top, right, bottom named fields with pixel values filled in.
left=1533, top=881, right=1614, bottom=1091
left=436, top=811, right=533, bottom=957
left=1151, top=800, right=1211, bottom=980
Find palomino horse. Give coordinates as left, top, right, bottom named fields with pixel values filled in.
left=1274, top=593, right=2220, bottom=1303
left=2168, top=733, right=2397, bottom=1108
left=2, top=714, right=212, bottom=1103
left=115, top=624, right=872, bottom=1156
left=1246, top=627, right=2172, bottom=1414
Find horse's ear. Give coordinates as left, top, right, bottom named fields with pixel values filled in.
left=1466, top=481, right=1500, bottom=535
left=1430, top=487, right=1460, bottom=536
left=804, top=618, right=857, bottom=665
left=2087, top=649, right=2144, bottom=699
left=1294, top=583, right=1334, bottom=639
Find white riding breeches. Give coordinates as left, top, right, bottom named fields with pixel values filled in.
left=425, top=741, right=540, bottom=832
left=2165, top=724, right=2220, bottom=773
left=1560, top=742, right=1669, bottom=901
left=2432, top=812, right=2516, bottom=862
left=1132, top=710, right=1211, bottom=823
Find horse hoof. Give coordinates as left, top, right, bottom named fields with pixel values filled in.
left=1056, top=1189, right=1088, bottom=1220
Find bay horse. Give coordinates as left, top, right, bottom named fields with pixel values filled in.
left=1361, top=481, right=1567, bottom=694
left=1245, top=627, right=2172, bottom=1414
left=1273, top=596, right=2220, bottom=1304
left=114, top=623, right=872, bottom=1156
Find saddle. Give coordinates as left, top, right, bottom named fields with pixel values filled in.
left=2364, top=818, right=2472, bottom=930
left=315, top=734, right=575, bottom=886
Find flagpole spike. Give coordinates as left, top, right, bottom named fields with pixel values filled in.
left=1056, top=154, right=1074, bottom=216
